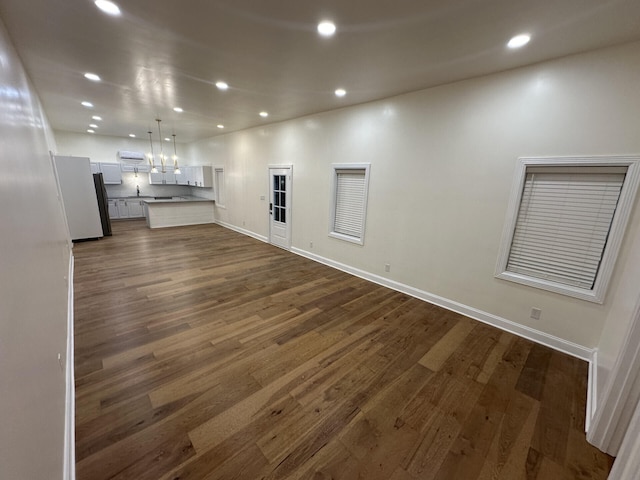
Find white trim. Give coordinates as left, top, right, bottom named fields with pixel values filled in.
left=291, top=246, right=593, bottom=361
left=212, top=218, right=593, bottom=360
left=267, top=164, right=294, bottom=169
left=63, top=255, right=76, bottom=480
left=495, top=156, right=640, bottom=304
left=329, top=163, right=370, bottom=246
left=215, top=219, right=268, bottom=243
left=586, top=349, right=598, bottom=433
left=608, top=397, right=640, bottom=480
left=328, top=231, right=365, bottom=245
left=588, top=293, right=640, bottom=455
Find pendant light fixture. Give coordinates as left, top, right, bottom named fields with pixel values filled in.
left=172, top=133, right=181, bottom=174
left=156, top=118, right=167, bottom=173
left=147, top=130, right=158, bottom=173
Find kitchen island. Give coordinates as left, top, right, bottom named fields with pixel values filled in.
left=143, top=196, right=215, bottom=228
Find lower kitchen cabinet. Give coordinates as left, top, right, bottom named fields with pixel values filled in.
left=107, top=199, right=119, bottom=219
left=110, top=198, right=146, bottom=219
left=127, top=199, right=144, bottom=217
left=116, top=199, right=129, bottom=218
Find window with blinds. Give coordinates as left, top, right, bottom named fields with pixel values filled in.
left=496, top=157, right=640, bottom=304
left=506, top=167, right=625, bottom=289
left=329, top=164, right=370, bottom=245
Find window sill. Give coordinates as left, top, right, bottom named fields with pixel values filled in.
left=329, top=231, right=364, bottom=245
left=495, top=271, right=603, bottom=304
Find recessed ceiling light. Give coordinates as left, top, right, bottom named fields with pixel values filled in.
left=81, top=101, right=93, bottom=108
left=217, top=124, right=224, bottom=129
left=317, top=21, right=336, bottom=37
left=89, top=123, right=98, bottom=128
left=92, top=115, right=102, bottom=121
left=94, top=0, right=121, bottom=16
left=335, top=88, right=346, bottom=97
left=129, top=133, right=136, bottom=138
left=87, top=129, right=95, bottom=133
left=173, top=107, right=183, bottom=113
left=216, top=81, right=229, bottom=90
left=507, top=33, right=531, bottom=49
left=259, top=111, right=269, bottom=118
left=84, top=72, right=101, bottom=82
left=164, top=137, right=171, bottom=142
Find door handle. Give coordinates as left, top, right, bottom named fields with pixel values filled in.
left=269, top=203, right=273, bottom=214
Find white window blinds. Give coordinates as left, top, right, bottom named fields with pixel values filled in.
left=506, top=167, right=625, bottom=289
left=334, top=169, right=366, bottom=239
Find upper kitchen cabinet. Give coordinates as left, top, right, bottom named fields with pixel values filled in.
left=185, top=166, right=213, bottom=187
left=96, top=163, right=122, bottom=184
left=121, top=163, right=150, bottom=174
left=149, top=170, right=177, bottom=185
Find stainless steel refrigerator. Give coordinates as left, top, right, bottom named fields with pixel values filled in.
left=93, top=173, right=112, bottom=236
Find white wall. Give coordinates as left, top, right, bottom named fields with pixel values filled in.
left=55, top=131, right=206, bottom=199
left=55, top=131, right=157, bottom=165
left=189, top=41, right=640, bottom=351
left=0, top=18, right=72, bottom=480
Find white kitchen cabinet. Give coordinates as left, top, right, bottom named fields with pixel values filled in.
left=183, top=166, right=195, bottom=186
left=116, top=199, right=129, bottom=218
left=127, top=199, right=144, bottom=218
left=149, top=170, right=177, bottom=185
left=175, top=169, right=188, bottom=185
left=99, top=163, right=122, bottom=184
left=121, top=163, right=150, bottom=174
left=149, top=170, right=164, bottom=185
left=185, top=166, right=213, bottom=187
left=164, top=171, right=177, bottom=185
left=107, top=199, right=119, bottom=219
left=111, top=198, right=145, bottom=219
left=192, top=167, right=203, bottom=186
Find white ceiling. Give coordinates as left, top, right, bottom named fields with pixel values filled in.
left=0, top=0, right=639, bottom=143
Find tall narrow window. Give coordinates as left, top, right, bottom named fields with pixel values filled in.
left=496, top=157, right=640, bottom=303
left=329, top=164, right=370, bottom=245
left=214, top=167, right=225, bottom=207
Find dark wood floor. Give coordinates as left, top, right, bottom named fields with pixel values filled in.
left=73, top=220, right=613, bottom=480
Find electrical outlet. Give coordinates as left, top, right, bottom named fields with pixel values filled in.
left=310, top=241, right=313, bottom=248
left=242, top=221, right=246, bottom=226
left=384, top=263, right=391, bottom=273
left=260, top=195, right=265, bottom=200
left=530, top=308, right=542, bottom=320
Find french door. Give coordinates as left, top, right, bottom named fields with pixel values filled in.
left=268, top=166, right=292, bottom=249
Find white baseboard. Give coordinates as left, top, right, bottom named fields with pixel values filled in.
left=290, top=247, right=593, bottom=362
left=63, top=255, right=76, bottom=480
left=215, top=220, right=268, bottom=243
left=211, top=222, right=594, bottom=368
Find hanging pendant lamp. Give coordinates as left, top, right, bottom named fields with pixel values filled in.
left=156, top=118, right=166, bottom=173
left=147, top=130, right=158, bottom=173
left=172, top=133, right=181, bottom=174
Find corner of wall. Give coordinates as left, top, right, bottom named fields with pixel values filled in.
left=63, top=255, right=75, bottom=480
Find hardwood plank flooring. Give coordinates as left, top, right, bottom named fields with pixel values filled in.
left=73, top=220, right=613, bottom=479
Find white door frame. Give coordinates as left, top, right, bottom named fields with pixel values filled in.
left=608, top=396, right=640, bottom=480
left=268, top=165, right=292, bottom=249
left=588, top=292, right=640, bottom=465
